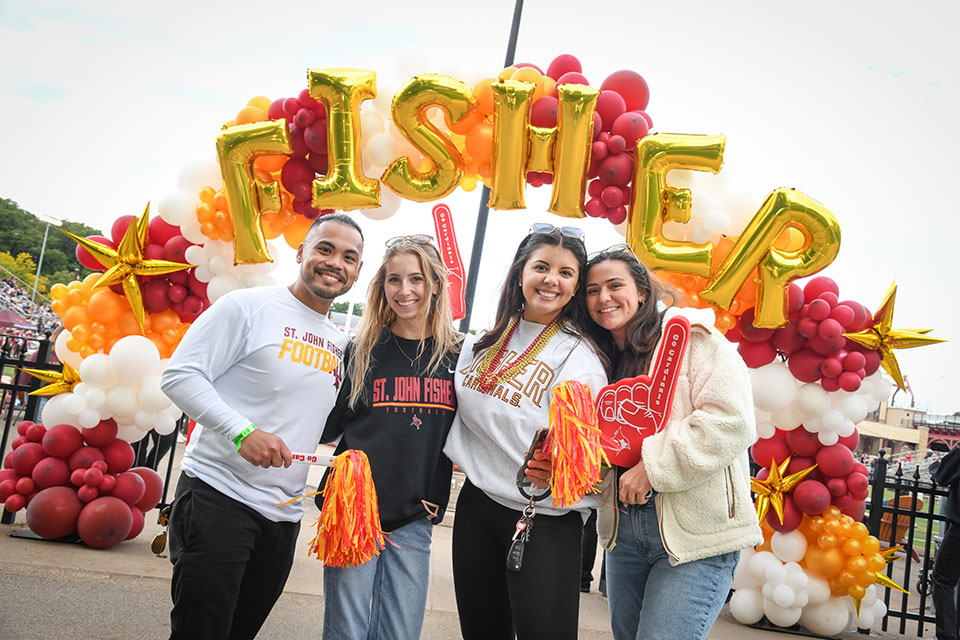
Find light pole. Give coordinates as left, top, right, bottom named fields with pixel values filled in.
left=32, top=213, right=62, bottom=303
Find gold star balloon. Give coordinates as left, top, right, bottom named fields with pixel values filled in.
left=20, top=362, right=82, bottom=396
left=843, top=282, right=946, bottom=390
left=751, top=456, right=818, bottom=525
left=64, top=203, right=193, bottom=333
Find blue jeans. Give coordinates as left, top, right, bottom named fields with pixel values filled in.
left=605, top=500, right=738, bottom=640
left=322, top=516, right=433, bottom=640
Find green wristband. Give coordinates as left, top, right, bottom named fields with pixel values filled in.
left=233, top=424, right=257, bottom=452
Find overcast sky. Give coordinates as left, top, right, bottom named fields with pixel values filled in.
left=1, top=0, right=957, bottom=413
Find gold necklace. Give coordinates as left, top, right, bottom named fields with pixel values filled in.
left=475, top=314, right=562, bottom=393
left=392, top=331, right=421, bottom=367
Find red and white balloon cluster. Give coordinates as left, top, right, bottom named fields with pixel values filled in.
left=0, top=421, right=163, bottom=549
left=45, top=335, right=182, bottom=442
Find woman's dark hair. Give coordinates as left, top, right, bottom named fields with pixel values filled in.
left=474, top=229, right=600, bottom=357
left=585, top=251, right=679, bottom=379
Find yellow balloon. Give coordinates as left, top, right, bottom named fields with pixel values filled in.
left=546, top=83, right=599, bottom=218
left=626, top=133, right=725, bottom=275
left=49, top=283, right=68, bottom=301
left=488, top=80, right=536, bottom=209
left=382, top=74, right=475, bottom=202
left=215, top=119, right=292, bottom=264
left=307, top=68, right=381, bottom=211
left=247, top=95, right=273, bottom=112
left=700, top=188, right=841, bottom=328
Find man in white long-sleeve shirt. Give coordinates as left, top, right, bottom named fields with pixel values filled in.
left=160, top=213, right=363, bottom=640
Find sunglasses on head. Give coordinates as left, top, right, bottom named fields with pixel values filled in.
left=588, top=243, right=640, bottom=262
left=527, top=223, right=586, bottom=241
left=385, top=234, right=435, bottom=248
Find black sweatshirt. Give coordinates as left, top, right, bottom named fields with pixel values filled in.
left=931, top=447, right=960, bottom=524
left=315, top=330, right=458, bottom=530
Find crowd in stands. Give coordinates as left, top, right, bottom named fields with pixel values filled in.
left=1, top=278, right=59, bottom=352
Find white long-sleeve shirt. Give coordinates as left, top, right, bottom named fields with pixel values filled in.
left=160, top=286, right=346, bottom=522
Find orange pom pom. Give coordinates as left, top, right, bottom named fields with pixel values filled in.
left=545, top=381, right=608, bottom=508
left=308, top=449, right=385, bottom=567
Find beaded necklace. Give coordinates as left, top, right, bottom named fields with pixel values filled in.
left=474, top=314, right=562, bottom=393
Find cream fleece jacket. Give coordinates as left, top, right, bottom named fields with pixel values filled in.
left=597, top=307, right=763, bottom=565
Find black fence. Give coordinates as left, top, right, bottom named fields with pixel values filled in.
left=865, top=450, right=953, bottom=638
left=1, top=331, right=182, bottom=525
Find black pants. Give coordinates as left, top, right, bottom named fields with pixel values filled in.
left=581, top=508, right=598, bottom=586
left=452, top=479, right=582, bottom=640
left=168, top=474, right=300, bottom=640
left=933, top=521, right=960, bottom=640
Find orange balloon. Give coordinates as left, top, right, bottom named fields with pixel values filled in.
left=145, top=331, right=168, bottom=358
left=71, top=324, right=91, bottom=343
left=255, top=153, right=287, bottom=174
left=282, top=215, right=313, bottom=249
left=846, top=555, right=868, bottom=574
left=823, top=519, right=841, bottom=535
left=866, top=553, right=885, bottom=572
left=542, top=76, right=557, bottom=98
left=66, top=337, right=82, bottom=352
left=465, top=122, right=494, bottom=164
left=851, top=523, right=869, bottom=541
left=51, top=299, right=67, bottom=315
left=88, top=334, right=105, bottom=351
left=150, top=309, right=180, bottom=333
left=856, top=570, right=877, bottom=586
left=66, top=290, right=84, bottom=306
left=196, top=202, right=216, bottom=224
left=473, top=79, right=496, bottom=118
left=61, top=305, right=91, bottom=331
left=235, top=106, right=268, bottom=125
left=512, top=67, right=545, bottom=101
left=848, top=584, right=866, bottom=600
left=842, top=539, right=862, bottom=556
left=715, top=311, right=737, bottom=333
left=213, top=191, right=228, bottom=211
left=87, top=289, right=126, bottom=324
left=497, top=66, right=518, bottom=81
left=824, top=506, right=842, bottom=520
left=198, top=186, right=216, bottom=204
left=861, top=537, right=880, bottom=555
left=79, top=345, right=96, bottom=358
left=809, top=516, right=825, bottom=532
left=805, top=546, right=845, bottom=580
left=162, top=328, right=181, bottom=346
left=818, top=534, right=837, bottom=550
left=838, top=570, right=858, bottom=587
left=82, top=273, right=101, bottom=290
left=103, top=336, right=119, bottom=355
left=449, top=109, right=484, bottom=136
left=829, top=579, right=849, bottom=596
left=50, top=283, right=68, bottom=301
left=119, top=310, right=148, bottom=336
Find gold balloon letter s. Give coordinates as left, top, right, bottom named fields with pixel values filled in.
left=700, top=188, right=841, bottom=327
left=216, top=120, right=293, bottom=265
left=627, top=134, right=726, bottom=276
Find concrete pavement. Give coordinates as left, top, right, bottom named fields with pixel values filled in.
left=0, top=449, right=922, bottom=639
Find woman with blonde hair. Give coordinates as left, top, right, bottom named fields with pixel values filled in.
left=317, top=234, right=461, bottom=640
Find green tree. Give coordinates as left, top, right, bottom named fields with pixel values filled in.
left=0, top=251, right=48, bottom=293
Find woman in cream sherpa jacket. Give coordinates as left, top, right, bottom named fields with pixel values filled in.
left=585, top=250, right=762, bottom=640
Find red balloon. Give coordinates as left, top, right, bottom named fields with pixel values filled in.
left=738, top=309, right=775, bottom=343
left=842, top=351, right=866, bottom=372
left=26, top=486, right=83, bottom=539
left=786, top=429, right=821, bottom=457
left=0, top=478, right=17, bottom=502
left=5, top=493, right=26, bottom=512
left=819, top=292, right=839, bottom=308
left=17, top=421, right=34, bottom=437
left=16, top=476, right=36, bottom=495
left=76, top=236, right=116, bottom=271
left=600, top=69, right=650, bottom=111
left=267, top=98, right=287, bottom=120
left=77, top=485, right=99, bottom=503
left=841, top=499, right=866, bottom=521
left=807, top=333, right=845, bottom=357
left=280, top=158, right=314, bottom=192
left=31, top=457, right=70, bottom=490
left=3, top=451, right=14, bottom=469
left=584, top=198, right=606, bottom=218
left=610, top=111, right=649, bottom=148
left=807, top=299, right=831, bottom=321
left=91, top=459, right=108, bottom=474
left=597, top=153, right=634, bottom=187
left=83, top=468, right=104, bottom=487
left=772, top=321, right=806, bottom=355
left=129, top=467, right=164, bottom=512
left=110, top=216, right=137, bottom=246
left=766, top=494, right=803, bottom=532
left=168, top=284, right=188, bottom=304
left=820, top=376, right=840, bottom=393
left=81, top=417, right=116, bottom=449
left=556, top=71, right=590, bottom=86
left=41, top=425, right=83, bottom=459
left=817, top=318, right=843, bottom=341
left=846, top=472, right=868, bottom=494
left=307, top=152, right=329, bottom=175
left=102, top=440, right=135, bottom=474
left=820, top=358, right=842, bottom=378
left=11, top=442, right=46, bottom=477
left=787, top=349, right=824, bottom=383
left=141, top=279, right=171, bottom=314
left=738, top=340, right=777, bottom=368
left=601, top=186, right=624, bottom=208
left=304, top=121, right=328, bottom=155
left=840, top=300, right=870, bottom=331
left=838, top=431, right=859, bottom=451
left=787, top=283, right=805, bottom=316
left=26, top=424, right=46, bottom=442
left=816, top=444, right=855, bottom=478
left=838, top=371, right=862, bottom=392
left=595, top=90, right=627, bottom=132
left=69, top=446, right=105, bottom=472
left=99, top=473, right=117, bottom=493
left=803, top=277, right=839, bottom=302
left=126, top=506, right=145, bottom=540
left=829, top=304, right=855, bottom=328
left=546, top=54, right=582, bottom=80
left=77, top=497, right=133, bottom=549
left=109, top=471, right=146, bottom=506
left=144, top=244, right=165, bottom=260
left=826, top=477, right=848, bottom=496
left=751, top=433, right=790, bottom=468
left=787, top=455, right=822, bottom=482
left=70, top=468, right=86, bottom=486
left=861, top=350, right=882, bottom=376
left=188, top=272, right=208, bottom=299
left=530, top=96, right=559, bottom=128
left=606, top=135, right=626, bottom=155
left=282, top=97, right=302, bottom=117
left=148, top=216, right=181, bottom=246
left=852, top=462, right=869, bottom=477
left=605, top=206, right=627, bottom=225
left=793, top=479, right=831, bottom=515
left=163, top=236, right=192, bottom=263
left=183, top=295, right=204, bottom=315
left=797, top=317, right=819, bottom=338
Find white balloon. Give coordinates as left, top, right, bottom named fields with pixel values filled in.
left=818, top=431, right=840, bottom=446
left=161, top=404, right=183, bottom=419
left=804, top=416, right=823, bottom=433
left=837, top=395, right=868, bottom=423
left=180, top=218, right=207, bottom=245
left=359, top=110, right=386, bottom=138
left=872, top=600, right=886, bottom=618
left=154, top=413, right=177, bottom=435
left=765, top=562, right=788, bottom=586
left=158, top=191, right=196, bottom=226
left=728, top=588, right=764, bottom=625
left=42, top=394, right=78, bottom=428
left=77, top=408, right=101, bottom=429
left=138, top=376, right=172, bottom=411
left=785, top=565, right=808, bottom=589
left=772, top=584, right=796, bottom=608
left=870, top=377, right=892, bottom=402
left=805, top=573, right=832, bottom=605
left=84, top=388, right=106, bottom=409
left=756, top=420, right=776, bottom=439
left=613, top=220, right=628, bottom=237
left=79, top=354, right=116, bottom=389
left=822, top=409, right=844, bottom=430
left=732, top=548, right=760, bottom=589
left=661, top=220, right=688, bottom=241
left=796, top=383, right=830, bottom=416
left=748, top=551, right=779, bottom=583
left=702, top=209, right=730, bottom=234
left=689, top=225, right=711, bottom=244
left=856, top=611, right=875, bottom=629
left=256, top=274, right=277, bottom=287
left=73, top=382, right=89, bottom=397
left=365, top=133, right=398, bottom=167
left=106, top=385, right=140, bottom=417
left=861, top=586, right=877, bottom=607
left=751, top=362, right=797, bottom=413
left=110, top=336, right=160, bottom=385
left=763, top=600, right=801, bottom=627
left=772, top=405, right=804, bottom=431
left=794, top=591, right=809, bottom=608
left=208, top=256, right=230, bottom=276
left=837, top=419, right=856, bottom=437
left=771, top=530, right=808, bottom=563
left=762, top=583, right=774, bottom=600
left=116, top=424, right=147, bottom=443
left=177, top=159, right=222, bottom=193
left=134, top=409, right=157, bottom=430
left=61, top=392, right=86, bottom=416
left=207, top=274, right=241, bottom=303
left=98, top=405, right=113, bottom=420
left=800, top=596, right=850, bottom=636
left=54, top=330, right=84, bottom=369
left=239, top=272, right=260, bottom=288
left=193, top=264, right=212, bottom=282
left=184, top=245, right=206, bottom=265
left=360, top=187, right=401, bottom=221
